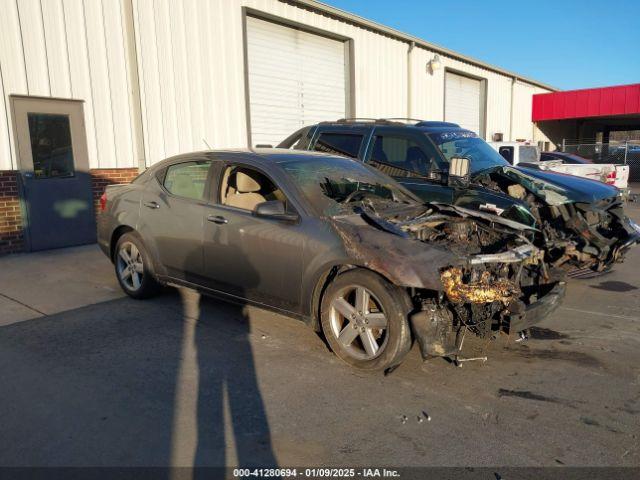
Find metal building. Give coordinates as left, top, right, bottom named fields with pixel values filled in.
left=0, top=0, right=554, bottom=254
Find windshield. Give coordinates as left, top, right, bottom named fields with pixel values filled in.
left=428, top=131, right=509, bottom=174
left=280, top=156, right=418, bottom=216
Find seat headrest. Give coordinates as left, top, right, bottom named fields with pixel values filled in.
left=235, top=171, right=261, bottom=193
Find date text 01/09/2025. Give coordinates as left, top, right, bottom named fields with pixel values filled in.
left=232, top=468, right=401, bottom=478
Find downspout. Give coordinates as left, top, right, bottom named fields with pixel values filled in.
left=122, top=0, right=146, bottom=171
left=509, top=76, right=517, bottom=141
left=407, top=41, right=415, bottom=118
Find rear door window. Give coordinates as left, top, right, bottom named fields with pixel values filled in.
left=313, top=133, right=363, bottom=158
left=163, top=161, right=212, bottom=200
left=519, top=146, right=539, bottom=163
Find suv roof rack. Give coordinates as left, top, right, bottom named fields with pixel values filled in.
left=380, top=118, right=425, bottom=124
left=322, top=119, right=463, bottom=128
left=334, top=118, right=380, bottom=123
left=415, top=121, right=461, bottom=128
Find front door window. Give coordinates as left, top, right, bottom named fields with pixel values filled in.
left=368, top=134, right=439, bottom=178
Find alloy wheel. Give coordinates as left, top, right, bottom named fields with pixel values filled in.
left=117, top=241, right=144, bottom=291
left=328, top=285, right=389, bottom=360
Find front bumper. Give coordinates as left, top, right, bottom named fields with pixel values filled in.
left=508, top=282, right=567, bottom=332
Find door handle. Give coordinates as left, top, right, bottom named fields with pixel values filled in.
left=144, top=201, right=160, bottom=209
left=207, top=215, right=228, bottom=224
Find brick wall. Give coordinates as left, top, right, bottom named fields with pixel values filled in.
left=0, top=171, right=25, bottom=255
left=0, top=168, right=139, bottom=255
left=90, top=168, right=140, bottom=215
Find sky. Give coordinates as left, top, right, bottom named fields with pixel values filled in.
left=323, top=0, right=640, bottom=90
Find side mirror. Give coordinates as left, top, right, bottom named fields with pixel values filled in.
left=253, top=200, right=299, bottom=222
left=447, top=156, right=471, bottom=187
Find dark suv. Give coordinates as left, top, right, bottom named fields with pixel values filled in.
left=278, top=119, right=640, bottom=272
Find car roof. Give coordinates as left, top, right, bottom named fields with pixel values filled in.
left=147, top=148, right=349, bottom=171
left=315, top=118, right=476, bottom=135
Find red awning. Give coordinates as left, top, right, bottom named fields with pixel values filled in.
left=532, top=83, right=640, bottom=121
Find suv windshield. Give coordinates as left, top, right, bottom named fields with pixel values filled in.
left=428, top=131, right=508, bottom=174
left=280, top=156, right=418, bottom=216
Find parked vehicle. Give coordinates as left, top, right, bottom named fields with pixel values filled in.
left=98, top=150, right=564, bottom=370
left=278, top=119, right=640, bottom=272
left=487, top=141, right=539, bottom=166
left=540, top=151, right=592, bottom=165
left=490, top=144, right=630, bottom=192
left=539, top=151, right=629, bottom=189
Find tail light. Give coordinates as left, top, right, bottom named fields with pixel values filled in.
left=99, top=192, right=108, bottom=212
left=605, top=171, right=617, bottom=185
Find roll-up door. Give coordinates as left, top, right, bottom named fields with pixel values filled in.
left=246, top=16, right=347, bottom=147
left=445, top=71, right=483, bottom=135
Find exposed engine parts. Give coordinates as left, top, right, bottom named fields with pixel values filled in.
left=440, top=267, right=518, bottom=304
left=474, top=168, right=639, bottom=272
left=334, top=200, right=566, bottom=362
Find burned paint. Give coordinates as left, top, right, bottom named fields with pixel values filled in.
left=440, top=267, right=518, bottom=304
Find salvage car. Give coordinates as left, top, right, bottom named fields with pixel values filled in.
left=278, top=120, right=640, bottom=273
left=98, top=150, right=565, bottom=371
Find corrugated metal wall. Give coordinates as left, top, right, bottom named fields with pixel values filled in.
left=0, top=0, right=136, bottom=171
left=0, top=0, right=551, bottom=171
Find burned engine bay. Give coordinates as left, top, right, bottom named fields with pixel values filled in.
left=331, top=199, right=566, bottom=361
left=473, top=166, right=639, bottom=272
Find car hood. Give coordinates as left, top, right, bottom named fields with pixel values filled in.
left=496, top=165, right=619, bottom=205
left=329, top=202, right=540, bottom=291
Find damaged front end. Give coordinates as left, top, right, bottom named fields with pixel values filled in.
left=474, top=166, right=640, bottom=272
left=332, top=201, right=566, bottom=361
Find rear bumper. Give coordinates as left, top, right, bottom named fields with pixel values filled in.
left=509, top=282, right=566, bottom=332
left=96, top=214, right=113, bottom=260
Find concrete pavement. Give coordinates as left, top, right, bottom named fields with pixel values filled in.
left=1, top=206, right=639, bottom=468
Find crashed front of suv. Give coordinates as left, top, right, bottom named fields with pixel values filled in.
left=425, top=129, right=640, bottom=274
left=318, top=180, right=566, bottom=361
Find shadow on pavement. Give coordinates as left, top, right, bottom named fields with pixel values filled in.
left=0, top=286, right=277, bottom=470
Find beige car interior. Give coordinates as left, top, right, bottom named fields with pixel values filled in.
left=221, top=166, right=286, bottom=211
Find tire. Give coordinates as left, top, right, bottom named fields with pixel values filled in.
left=114, top=232, right=160, bottom=299
left=320, top=269, right=412, bottom=371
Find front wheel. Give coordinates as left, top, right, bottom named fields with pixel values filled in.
left=114, top=233, right=160, bottom=299
left=320, top=269, right=412, bottom=371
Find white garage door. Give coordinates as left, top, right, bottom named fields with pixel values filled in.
left=246, top=16, right=347, bottom=147
left=445, top=72, right=482, bottom=135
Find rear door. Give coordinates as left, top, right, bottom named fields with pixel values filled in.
left=11, top=96, right=95, bottom=251
left=138, top=158, right=213, bottom=282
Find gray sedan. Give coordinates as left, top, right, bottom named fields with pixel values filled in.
left=98, top=150, right=564, bottom=371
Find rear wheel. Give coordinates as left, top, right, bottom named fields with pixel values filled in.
left=114, top=233, right=160, bottom=299
left=320, top=269, right=412, bottom=371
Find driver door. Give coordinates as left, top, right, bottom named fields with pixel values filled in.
left=365, top=132, right=455, bottom=204
left=201, top=162, right=306, bottom=313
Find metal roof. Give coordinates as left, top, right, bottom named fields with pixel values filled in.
left=532, top=83, right=640, bottom=121
left=288, top=0, right=557, bottom=91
